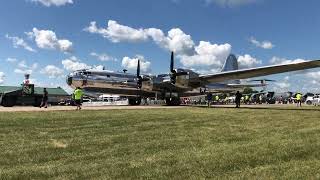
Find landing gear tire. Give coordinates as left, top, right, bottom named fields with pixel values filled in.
left=128, top=97, right=141, bottom=106
left=165, top=97, right=181, bottom=106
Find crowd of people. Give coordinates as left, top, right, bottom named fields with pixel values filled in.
left=39, top=86, right=305, bottom=110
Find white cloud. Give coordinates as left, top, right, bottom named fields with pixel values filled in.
left=0, top=72, right=5, bottom=84
left=275, top=82, right=291, bottom=89
left=62, top=56, right=91, bottom=71
left=147, top=28, right=195, bottom=55
left=122, top=55, right=151, bottom=73
left=5, top=34, right=36, bottom=52
left=307, top=71, right=320, bottom=79
left=14, top=60, right=38, bottom=74
left=205, top=0, right=258, bottom=7
left=269, top=57, right=306, bottom=65
left=62, top=56, right=106, bottom=72
left=90, top=52, right=116, bottom=61
left=84, top=21, right=148, bottom=43
left=84, top=20, right=195, bottom=55
left=179, top=41, right=231, bottom=71
left=85, top=20, right=234, bottom=73
left=6, top=58, right=18, bottom=63
left=237, top=54, right=261, bottom=68
left=27, top=28, right=73, bottom=53
left=40, top=65, right=64, bottom=78
left=249, top=37, right=274, bottom=49
left=31, top=0, right=73, bottom=7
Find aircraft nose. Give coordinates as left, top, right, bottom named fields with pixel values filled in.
left=66, top=75, right=72, bottom=86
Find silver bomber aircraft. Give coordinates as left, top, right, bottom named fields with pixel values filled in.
left=66, top=52, right=320, bottom=105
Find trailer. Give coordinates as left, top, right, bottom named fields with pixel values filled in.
left=0, top=84, right=69, bottom=107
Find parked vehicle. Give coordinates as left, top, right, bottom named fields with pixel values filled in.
left=305, top=96, right=314, bottom=105
left=312, top=95, right=320, bottom=106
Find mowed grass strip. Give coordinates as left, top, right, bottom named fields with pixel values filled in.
left=0, top=107, right=320, bottom=179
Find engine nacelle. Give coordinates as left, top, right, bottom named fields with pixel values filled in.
left=174, top=69, right=200, bottom=89
left=141, top=80, right=153, bottom=92
left=175, top=74, right=190, bottom=89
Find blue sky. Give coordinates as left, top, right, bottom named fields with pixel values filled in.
left=0, top=0, right=320, bottom=93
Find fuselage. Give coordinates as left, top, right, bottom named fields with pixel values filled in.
left=66, top=69, right=262, bottom=98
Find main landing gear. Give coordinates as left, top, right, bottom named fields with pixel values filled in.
left=165, top=97, right=181, bottom=106
left=128, top=97, right=141, bottom=106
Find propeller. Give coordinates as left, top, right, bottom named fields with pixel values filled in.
left=169, top=51, right=188, bottom=84
left=137, top=60, right=142, bottom=89
left=136, top=60, right=150, bottom=89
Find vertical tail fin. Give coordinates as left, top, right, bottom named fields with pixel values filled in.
left=221, top=54, right=238, bottom=72
left=221, top=54, right=240, bottom=84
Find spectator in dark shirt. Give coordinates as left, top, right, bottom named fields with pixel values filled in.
left=40, top=88, right=48, bottom=108
left=235, top=91, right=242, bottom=108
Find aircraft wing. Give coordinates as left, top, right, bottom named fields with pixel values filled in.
left=200, top=60, right=320, bottom=83
left=226, top=83, right=265, bottom=88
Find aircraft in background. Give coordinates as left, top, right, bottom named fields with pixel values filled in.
left=66, top=52, right=320, bottom=105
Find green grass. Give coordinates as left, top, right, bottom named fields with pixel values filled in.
left=0, top=107, right=320, bottom=179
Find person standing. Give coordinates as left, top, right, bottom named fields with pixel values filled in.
left=235, top=91, right=242, bottom=108
left=40, top=88, right=48, bottom=108
left=245, top=95, right=249, bottom=104
left=74, top=87, right=84, bottom=110
left=259, top=94, right=263, bottom=104
left=207, top=93, right=213, bottom=108
left=296, top=92, right=302, bottom=107
left=215, top=95, right=220, bottom=104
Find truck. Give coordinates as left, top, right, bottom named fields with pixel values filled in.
left=0, top=84, right=69, bottom=107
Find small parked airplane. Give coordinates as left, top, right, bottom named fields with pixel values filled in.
left=66, top=52, right=320, bottom=105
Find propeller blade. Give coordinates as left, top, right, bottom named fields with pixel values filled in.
left=137, top=60, right=140, bottom=78
left=170, top=51, right=174, bottom=73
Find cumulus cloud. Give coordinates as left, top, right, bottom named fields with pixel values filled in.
left=5, top=34, right=36, bottom=52
left=85, top=20, right=234, bottom=73
left=0, top=72, right=5, bottom=84
left=84, top=20, right=195, bottom=55
left=180, top=41, right=231, bottom=72
left=122, top=55, right=151, bottom=73
left=31, top=0, right=73, bottom=7
left=249, top=37, right=274, bottom=49
left=14, top=60, right=38, bottom=74
left=40, top=65, right=64, bottom=78
left=27, top=28, right=73, bottom=53
left=84, top=21, right=148, bottom=43
left=237, top=54, right=261, bottom=68
left=90, top=52, right=116, bottom=61
left=62, top=56, right=91, bottom=71
left=269, top=57, right=306, bottom=65
left=147, top=28, right=195, bottom=55
left=61, top=56, right=105, bottom=71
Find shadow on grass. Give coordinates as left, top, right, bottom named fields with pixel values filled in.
left=192, top=105, right=320, bottom=112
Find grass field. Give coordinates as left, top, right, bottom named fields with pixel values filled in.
left=0, top=107, right=320, bottom=179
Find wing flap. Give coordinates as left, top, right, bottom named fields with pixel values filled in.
left=200, top=60, right=320, bottom=83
